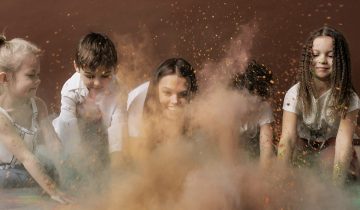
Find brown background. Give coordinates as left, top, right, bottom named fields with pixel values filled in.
left=1, top=0, right=359, bottom=115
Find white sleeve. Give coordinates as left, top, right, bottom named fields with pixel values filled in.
left=348, top=92, right=360, bottom=113
left=258, top=102, right=274, bottom=126
left=52, top=89, right=82, bottom=153
left=282, top=85, right=300, bottom=114
left=107, top=104, right=126, bottom=153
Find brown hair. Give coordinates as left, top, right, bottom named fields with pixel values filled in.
left=75, top=32, right=117, bottom=71
left=232, top=59, right=273, bottom=100
left=298, top=26, right=354, bottom=117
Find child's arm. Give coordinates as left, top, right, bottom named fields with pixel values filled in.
left=259, top=123, right=274, bottom=168
left=333, top=110, right=358, bottom=186
left=52, top=90, right=83, bottom=152
left=277, top=111, right=298, bottom=165
left=108, top=103, right=127, bottom=170
left=0, top=114, right=72, bottom=204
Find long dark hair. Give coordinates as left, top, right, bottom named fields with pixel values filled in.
left=232, top=59, right=273, bottom=100
left=143, top=58, right=198, bottom=118
left=298, top=26, right=353, bottom=117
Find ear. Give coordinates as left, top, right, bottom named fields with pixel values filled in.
left=0, top=72, right=7, bottom=84
left=74, top=60, right=80, bottom=73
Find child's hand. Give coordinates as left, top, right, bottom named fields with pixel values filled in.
left=76, top=97, right=102, bottom=122
left=50, top=190, right=75, bottom=204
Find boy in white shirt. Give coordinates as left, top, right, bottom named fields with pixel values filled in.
left=52, top=32, right=125, bottom=186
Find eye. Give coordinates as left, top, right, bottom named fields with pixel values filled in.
left=162, top=90, right=172, bottom=96
left=312, top=52, right=319, bottom=57
left=328, top=52, right=334, bottom=58
left=178, top=91, right=189, bottom=98
left=85, top=74, right=95, bottom=79
left=101, top=74, right=111, bottom=78
left=26, top=74, right=36, bottom=78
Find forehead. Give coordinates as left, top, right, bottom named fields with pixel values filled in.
left=158, top=74, right=188, bottom=90
left=312, top=36, right=333, bottom=50
left=17, top=54, right=40, bottom=71
left=83, top=67, right=113, bottom=74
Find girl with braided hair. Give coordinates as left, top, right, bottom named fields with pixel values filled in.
left=278, top=26, right=360, bottom=186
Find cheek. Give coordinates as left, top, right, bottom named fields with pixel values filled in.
left=158, top=93, right=169, bottom=107
left=328, top=58, right=333, bottom=66
left=81, top=76, right=91, bottom=86
left=101, top=78, right=112, bottom=87
left=178, top=98, right=187, bottom=105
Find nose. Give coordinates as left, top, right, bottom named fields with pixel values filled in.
left=35, top=77, right=41, bottom=86
left=92, top=77, right=102, bottom=88
left=170, top=94, right=178, bottom=104
left=318, top=54, right=327, bottom=64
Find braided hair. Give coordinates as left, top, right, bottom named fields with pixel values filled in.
left=298, top=26, right=353, bottom=117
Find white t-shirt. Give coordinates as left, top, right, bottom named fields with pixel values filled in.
left=52, top=72, right=125, bottom=153
left=127, top=81, right=149, bottom=137
left=238, top=101, right=274, bottom=140
left=283, top=83, right=360, bottom=141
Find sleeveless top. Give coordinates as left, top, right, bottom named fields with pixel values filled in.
left=0, top=98, right=40, bottom=169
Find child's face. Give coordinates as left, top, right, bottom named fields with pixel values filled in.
left=78, top=66, right=114, bottom=97
left=158, top=74, right=189, bottom=120
left=8, top=54, right=41, bottom=99
left=311, top=36, right=334, bottom=80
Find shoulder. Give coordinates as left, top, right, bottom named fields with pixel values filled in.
left=262, top=101, right=273, bottom=114
left=284, top=83, right=300, bottom=101
left=283, top=83, right=300, bottom=113
left=286, top=83, right=300, bottom=96
left=0, top=110, right=14, bottom=131
left=127, top=81, right=150, bottom=110
left=258, top=101, right=274, bottom=125
left=350, top=91, right=360, bottom=101
left=348, top=91, right=360, bottom=112
left=61, top=72, right=81, bottom=94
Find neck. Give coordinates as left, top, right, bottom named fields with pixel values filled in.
left=0, top=93, right=30, bottom=111
left=313, top=77, right=331, bottom=97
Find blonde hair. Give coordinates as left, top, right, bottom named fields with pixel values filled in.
left=0, top=35, right=41, bottom=94
left=0, top=35, right=41, bottom=73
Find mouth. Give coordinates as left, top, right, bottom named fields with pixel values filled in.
left=315, top=67, right=330, bottom=71
left=167, top=106, right=178, bottom=111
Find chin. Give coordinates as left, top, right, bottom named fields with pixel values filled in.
left=164, top=110, right=183, bottom=121
left=315, top=74, right=331, bottom=81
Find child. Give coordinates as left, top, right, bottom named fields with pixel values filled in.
left=0, top=36, right=71, bottom=203
left=232, top=60, right=275, bottom=167
left=278, top=26, right=359, bottom=186
left=52, top=32, right=125, bottom=185
left=126, top=58, right=197, bottom=157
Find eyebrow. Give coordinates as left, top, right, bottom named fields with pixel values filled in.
left=312, top=49, right=333, bottom=53
left=161, top=87, right=188, bottom=92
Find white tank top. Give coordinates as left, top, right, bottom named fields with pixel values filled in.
left=0, top=98, right=40, bottom=168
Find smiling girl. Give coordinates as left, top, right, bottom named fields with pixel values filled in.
left=278, top=26, right=360, bottom=186
left=0, top=36, right=71, bottom=203
left=126, top=58, right=197, bottom=157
